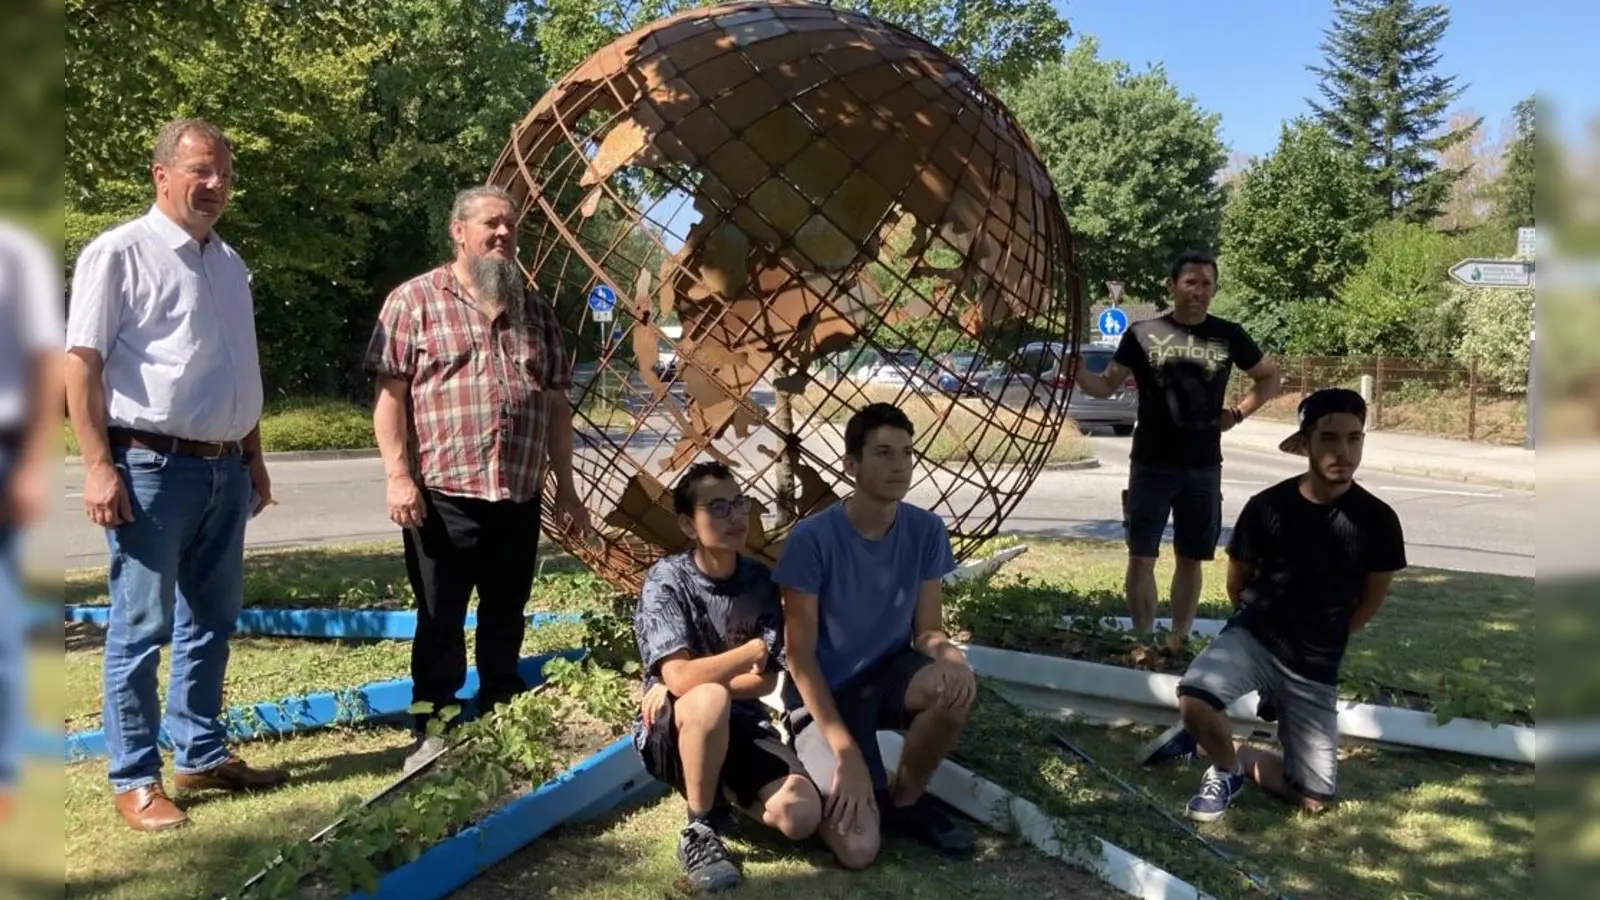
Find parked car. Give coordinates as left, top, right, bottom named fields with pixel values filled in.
left=923, top=351, right=990, bottom=396
left=851, top=349, right=925, bottom=388
left=982, top=342, right=1137, bottom=435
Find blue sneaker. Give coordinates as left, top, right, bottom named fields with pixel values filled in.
left=1137, top=722, right=1198, bottom=766
left=1186, top=766, right=1246, bottom=823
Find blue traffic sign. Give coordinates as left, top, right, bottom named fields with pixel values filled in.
left=1097, top=307, right=1129, bottom=337
left=586, top=284, right=617, bottom=313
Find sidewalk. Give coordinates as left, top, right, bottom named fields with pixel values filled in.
left=1223, top=418, right=1535, bottom=490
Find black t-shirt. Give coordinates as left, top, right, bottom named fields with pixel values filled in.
left=1113, top=314, right=1264, bottom=466
left=1226, top=478, right=1408, bottom=684
left=631, top=552, right=784, bottom=742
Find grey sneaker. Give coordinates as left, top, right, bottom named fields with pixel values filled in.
left=677, top=820, right=741, bottom=892
left=402, top=735, right=449, bottom=775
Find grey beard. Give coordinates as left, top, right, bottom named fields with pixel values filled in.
left=468, top=254, right=527, bottom=328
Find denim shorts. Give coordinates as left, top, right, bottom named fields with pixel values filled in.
left=1124, top=462, right=1222, bottom=560
left=1177, top=627, right=1340, bottom=802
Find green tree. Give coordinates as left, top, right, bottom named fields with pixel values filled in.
left=1493, top=96, right=1537, bottom=232
left=1220, top=120, right=1380, bottom=350
left=528, top=0, right=1069, bottom=89
left=1308, top=0, right=1475, bottom=222
left=1005, top=38, right=1226, bottom=305
left=1451, top=284, right=1532, bottom=393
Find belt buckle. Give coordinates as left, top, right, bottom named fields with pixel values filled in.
left=199, top=440, right=227, bottom=460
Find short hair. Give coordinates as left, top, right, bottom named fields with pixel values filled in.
left=672, top=461, right=735, bottom=517
left=451, top=185, right=516, bottom=224
left=844, top=402, right=915, bottom=459
left=152, top=118, right=230, bottom=167
left=1168, top=250, right=1218, bottom=282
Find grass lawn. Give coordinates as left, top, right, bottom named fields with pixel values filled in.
left=55, top=536, right=1536, bottom=899
left=459, top=790, right=1124, bottom=900
left=954, top=537, right=1535, bottom=725
left=953, top=691, right=1534, bottom=900
left=64, top=540, right=614, bottom=613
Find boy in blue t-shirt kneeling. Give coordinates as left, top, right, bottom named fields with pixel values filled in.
left=773, top=402, right=978, bottom=870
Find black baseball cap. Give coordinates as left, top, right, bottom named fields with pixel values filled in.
left=1278, top=388, right=1368, bottom=456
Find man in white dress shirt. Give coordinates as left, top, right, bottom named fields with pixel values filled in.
left=65, top=118, right=288, bottom=832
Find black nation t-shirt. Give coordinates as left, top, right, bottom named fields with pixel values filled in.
left=1113, top=313, right=1264, bottom=467
left=1226, top=478, right=1408, bottom=685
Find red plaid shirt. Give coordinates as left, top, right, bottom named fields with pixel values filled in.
left=364, top=265, right=571, bottom=503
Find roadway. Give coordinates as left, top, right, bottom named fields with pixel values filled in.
left=50, top=432, right=1534, bottom=578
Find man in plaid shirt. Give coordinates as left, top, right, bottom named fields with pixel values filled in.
left=364, top=185, right=590, bottom=772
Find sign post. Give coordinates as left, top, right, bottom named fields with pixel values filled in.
left=1096, top=307, right=1128, bottom=340
left=1449, top=257, right=1536, bottom=449
left=1447, top=258, right=1534, bottom=289
left=586, top=284, right=617, bottom=348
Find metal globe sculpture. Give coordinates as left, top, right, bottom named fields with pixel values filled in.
left=488, top=0, right=1083, bottom=593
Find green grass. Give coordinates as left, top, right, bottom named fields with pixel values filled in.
left=455, top=789, right=1124, bottom=899
left=954, top=690, right=1534, bottom=900
left=64, top=540, right=614, bottom=613
left=61, top=620, right=588, bottom=732
left=63, top=397, right=375, bottom=457
left=956, top=537, right=1535, bottom=725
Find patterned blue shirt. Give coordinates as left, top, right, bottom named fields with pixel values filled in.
left=631, top=552, right=784, bottom=746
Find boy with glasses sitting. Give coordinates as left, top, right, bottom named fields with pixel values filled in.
left=632, top=462, right=823, bottom=893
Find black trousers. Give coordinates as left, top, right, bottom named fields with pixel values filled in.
left=403, top=489, right=542, bottom=730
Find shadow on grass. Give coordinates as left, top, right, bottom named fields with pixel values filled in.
left=956, top=691, right=1533, bottom=900
left=65, top=724, right=418, bottom=900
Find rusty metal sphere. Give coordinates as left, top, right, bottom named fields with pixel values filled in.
left=489, top=0, right=1082, bottom=594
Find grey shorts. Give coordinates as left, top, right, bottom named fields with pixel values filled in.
left=1125, top=463, right=1222, bottom=560
left=1177, top=627, right=1340, bottom=802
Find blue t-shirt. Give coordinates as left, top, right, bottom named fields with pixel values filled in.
left=630, top=552, right=785, bottom=747
left=771, top=502, right=956, bottom=708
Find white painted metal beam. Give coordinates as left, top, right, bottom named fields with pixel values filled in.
left=879, top=731, right=1216, bottom=900
left=961, top=643, right=1539, bottom=764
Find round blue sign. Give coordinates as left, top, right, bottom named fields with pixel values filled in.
left=587, top=284, right=617, bottom=312
left=1097, top=307, right=1129, bottom=337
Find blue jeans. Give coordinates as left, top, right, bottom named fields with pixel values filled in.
left=0, top=443, right=20, bottom=788
left=102, top=445, right=250, bottom=793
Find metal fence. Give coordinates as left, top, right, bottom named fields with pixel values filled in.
left=1227, top=356, right=1528, bottom=445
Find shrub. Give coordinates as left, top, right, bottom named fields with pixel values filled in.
left=1451, top=284, right=1533, bottom=394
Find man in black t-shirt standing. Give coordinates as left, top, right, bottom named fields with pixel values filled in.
left=1076, top=251, right=1281, bottom=649
left=1143, top=389, right=1407, bottom=822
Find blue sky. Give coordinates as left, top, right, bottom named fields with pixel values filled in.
left=1055, top=0, right=1596, bottom=159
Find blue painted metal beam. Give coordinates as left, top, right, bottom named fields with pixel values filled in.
left=57, top=649, right=586, bottom=764
left=351, top=735, right=655, bottom=900
left=59, top=606, right=581, bottom=640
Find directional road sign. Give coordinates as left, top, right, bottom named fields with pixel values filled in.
left=586, top=284, right=617, bottom=313
left=1449, top=258, right=1533, bottom=289
left=1106, top=280, right=1125, bottom=303
left=1517, top=227, right=1537, bottom=259
left=1097, top=307, right=1129, bottom=337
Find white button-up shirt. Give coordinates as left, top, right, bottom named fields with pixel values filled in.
left=0, top=222, right=63, bottom=430
left=66, top=206, right=263, bottom=443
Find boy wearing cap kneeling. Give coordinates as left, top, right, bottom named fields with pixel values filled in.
left=1147, top=388, right=1407, bottom=822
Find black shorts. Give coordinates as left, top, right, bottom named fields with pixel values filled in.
left=640, top=698, right=807, bottom=808
left=785, top=646, right=931, bottom=795
left=1124, top=462, right=1223, bottom=560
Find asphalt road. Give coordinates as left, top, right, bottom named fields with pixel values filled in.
left=50, top=432, right=1533, bottom=578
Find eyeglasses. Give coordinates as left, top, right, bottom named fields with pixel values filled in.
left=698, top=496, right=751, bottom=519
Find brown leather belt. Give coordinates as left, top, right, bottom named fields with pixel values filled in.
left=108, top=427, right=243, bottom=459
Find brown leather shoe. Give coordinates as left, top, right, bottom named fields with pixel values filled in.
left=173, top=756, right=289, bottom=793
left=114, top=784, right=189, bottom=831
